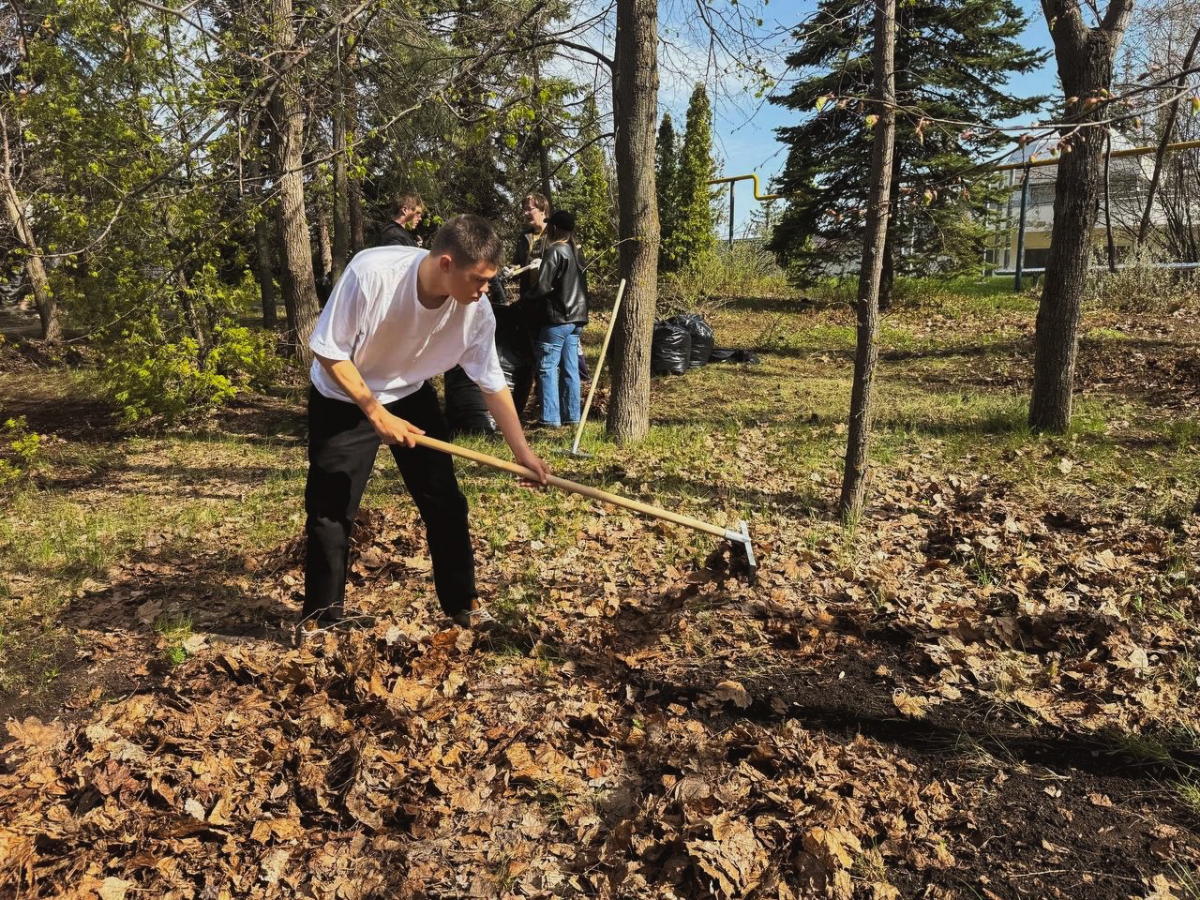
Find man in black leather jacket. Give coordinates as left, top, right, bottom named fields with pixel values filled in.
left=523, top=210, right=589, bottom=427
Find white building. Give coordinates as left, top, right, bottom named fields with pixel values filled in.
left=991, top=133, right=1166, bottom=272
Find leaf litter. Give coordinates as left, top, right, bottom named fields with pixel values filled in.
left=3, top=419, right=1200, bottom=897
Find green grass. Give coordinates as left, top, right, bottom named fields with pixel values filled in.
left=156, top=613, right=194, bottom=667
left=1172, top=865, right=1200, bottom=900
left=5, top=275, right=1200, bottom=696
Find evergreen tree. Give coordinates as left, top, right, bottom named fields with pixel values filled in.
left=672, top=84, right=718, bottom=270
left=768, top=0, right=1047, bottom=298
left=557, top=95, right=618, bottom=283
left=655, top=113, right=680, bottom=269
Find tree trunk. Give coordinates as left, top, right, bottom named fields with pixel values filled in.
left=255, top=207, right=278, bottom=327
left=1103, top=129, right=1116, bottom=273
left=536, top=121, right=554, bottom=204
left=839, top=0, right=896, bottom=522
left=247, top=142, right=278, bottom=328
left=1029, top=1, right=1133, bottom=433
left=268, top=0, right=320, bottom=368
left=331, top=24, right=351, bottom=280
left=0, top=174, right=60, bottom=341
left=879, top=224, right=896, bottom=312
left=1137, top=23, right=1200, bottom=247
left=878, top=150, right=902, bottom=312
left=316, top=201, right=334, bottom=283
left=176, top=269, right=210, bottom=357
left=606, top=0, right=660, bottom=444
left=345, top=45, right=365, bottom=254
left=531, top=51, right=554, bottom=202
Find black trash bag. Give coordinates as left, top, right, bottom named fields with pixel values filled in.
left=444, top=366, right=496, bottom=436
left=669, top=313, right=715, bottom=368
left=710, top=348, right=761, bottom=365
left=651, top=320, right=692, bottom=376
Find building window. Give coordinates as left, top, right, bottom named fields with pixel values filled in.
left=1022, top=248, right=1051, bottom=269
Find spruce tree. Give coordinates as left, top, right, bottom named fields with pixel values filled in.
left=673, top=84, right=718, bottom=270
left=655, top=113, right=680, bottom=269
left=768, top=0, right=1047, bottom=298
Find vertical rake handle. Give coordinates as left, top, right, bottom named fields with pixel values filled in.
left=572, top=278, right=627, bottom=455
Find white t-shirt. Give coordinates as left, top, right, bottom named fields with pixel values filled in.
left=308, top=246, right=507, bottom=405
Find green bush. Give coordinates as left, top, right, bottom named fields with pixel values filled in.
left=102, top=336, right=235, bottom=424
left=101, top=325, right=282, bottom=425
left=208, top=325, right=285, bottom=389
left=659, top=242, right=792, bottom=313
left=0, top=417, right=44, bottom=489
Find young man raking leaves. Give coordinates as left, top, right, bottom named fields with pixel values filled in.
left=301, top=214, right=549, bottom=634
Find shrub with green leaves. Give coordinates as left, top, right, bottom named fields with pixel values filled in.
left=0, top=417, right=44, bottom=489
left=101, top=324, right=282, bottom=425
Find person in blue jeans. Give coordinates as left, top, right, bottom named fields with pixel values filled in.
left=525, top=210, right=589, bottom=427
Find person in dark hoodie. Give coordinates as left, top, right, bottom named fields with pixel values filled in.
left=524, top=210, right=589, bottom=428
left=378, top=193, right=424, bottom=248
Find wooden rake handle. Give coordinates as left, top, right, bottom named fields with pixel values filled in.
left=411, top=433, right=736, bottom=541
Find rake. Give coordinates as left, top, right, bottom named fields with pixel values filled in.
left=412, top=433, right=757, bottom=584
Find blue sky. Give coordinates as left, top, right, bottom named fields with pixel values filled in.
left=665, top=0, right=1061, bottom=233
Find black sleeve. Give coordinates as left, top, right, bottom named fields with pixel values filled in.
left=488, top=275, right=508, bottom=306
left=524, top=245, right=564, bottom=302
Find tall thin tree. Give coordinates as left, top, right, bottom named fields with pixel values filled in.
left=840, top=0, right=896, bottom=521
left=1136, top=22, right=1200, bottom=246
left=655, top=112, right=679, bottom=268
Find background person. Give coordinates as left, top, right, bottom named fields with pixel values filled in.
left=524, top=210, right=588, bottom=428
left=378, top=193, right=425, bottom=248
left=500, top=192, right=551, bottom=419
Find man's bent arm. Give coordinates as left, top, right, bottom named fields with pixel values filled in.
left=314, top=354, right=424, bottom=448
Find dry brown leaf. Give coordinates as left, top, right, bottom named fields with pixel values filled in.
left=892, top=692, right=929, bottom=718
left=714, top=681, right=752, bottom=709
left=1140, top=873, right=1180, bottom=900
left=98, top=877, right=134, bottom=900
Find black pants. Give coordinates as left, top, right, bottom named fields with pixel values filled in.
left=303, top=383, right=477, bottom=620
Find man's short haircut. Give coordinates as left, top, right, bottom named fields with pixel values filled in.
left=522, top=193, right=550, bottom=214
left=430, top=214, right=504, bottom=269
left=394, top=192, right=424, bottom=216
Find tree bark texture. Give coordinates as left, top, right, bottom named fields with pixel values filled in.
left=316, top=202, right=334, bottom=283
left=268, top=0, right=320, bottom=368
left=345, top=31, right=364, bottom=255
left=1029, top=0, right=1134, bottom=433
left=839, top=0, right=896, bottom=521
left=1104, top=129, right=1116, bottom=272
left=606, top=0, right=660, bottom=444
